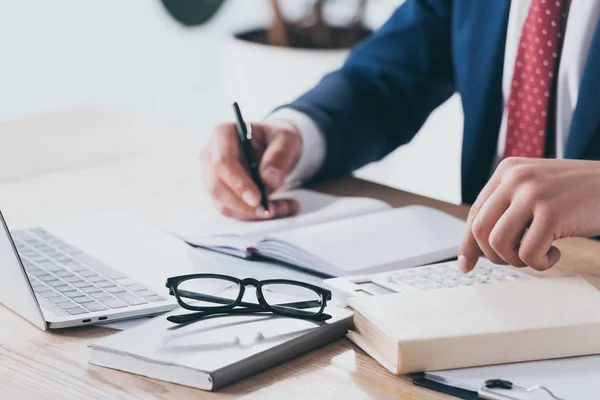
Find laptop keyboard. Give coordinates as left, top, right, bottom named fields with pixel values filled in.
left=12, top=228, right=166, bottom=317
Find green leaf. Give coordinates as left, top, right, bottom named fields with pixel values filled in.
left=160, top=0, right=226, bottom=27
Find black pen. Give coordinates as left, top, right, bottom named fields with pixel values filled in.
left=233, top=102, right=270, bottom=216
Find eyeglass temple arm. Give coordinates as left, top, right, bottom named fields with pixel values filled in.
left=167, top=308, right=271, bottom=324
left=168, top=307, right=332, bottom=324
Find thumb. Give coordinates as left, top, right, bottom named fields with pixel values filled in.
left=259, top=128, right=301, bottom=190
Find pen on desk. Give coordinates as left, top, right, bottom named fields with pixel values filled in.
left=233, top=102, right=270, bottom=216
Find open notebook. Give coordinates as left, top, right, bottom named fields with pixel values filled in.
left=167, top=190, right=466, bottom=277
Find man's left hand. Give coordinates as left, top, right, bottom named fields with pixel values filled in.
left=459, top=158, right=600, bottom=273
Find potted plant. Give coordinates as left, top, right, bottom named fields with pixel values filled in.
left=161, top=0, right=371, bottom=120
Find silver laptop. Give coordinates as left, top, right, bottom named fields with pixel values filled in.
left=0, top=210, right=208, bottom=329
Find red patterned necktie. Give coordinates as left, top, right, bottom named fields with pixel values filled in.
left=503, top=0, right=569, bottom=159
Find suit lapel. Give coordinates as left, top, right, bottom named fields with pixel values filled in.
left=459, top=0, right=512, bottom=203
left=565, top=20, right=600, bottom=159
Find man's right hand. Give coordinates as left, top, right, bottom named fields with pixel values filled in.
left=200, top=121, right=302, bottom=221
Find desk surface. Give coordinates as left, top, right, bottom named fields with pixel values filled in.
left=1, top=109, right=599, bottom=400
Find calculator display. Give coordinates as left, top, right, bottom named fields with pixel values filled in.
left=356, top=282, right=396, bottom=294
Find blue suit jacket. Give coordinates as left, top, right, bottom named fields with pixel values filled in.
left=286, top=0, right=600, bottom=204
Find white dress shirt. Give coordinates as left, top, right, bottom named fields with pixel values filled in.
left=268, top=1, right=600, bottom=186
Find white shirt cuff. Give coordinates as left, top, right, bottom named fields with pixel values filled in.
left=266, top=108, right=326, bottom=188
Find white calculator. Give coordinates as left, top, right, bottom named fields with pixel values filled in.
left=323, top=258, right=533, bottom=305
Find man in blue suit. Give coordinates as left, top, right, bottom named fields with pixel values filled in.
left=200, top=1, right=600, bottom=273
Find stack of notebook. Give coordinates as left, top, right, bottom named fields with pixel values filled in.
left=346, top=276, right=600, bottom=374
left=89, top=303, right=353, bottom=391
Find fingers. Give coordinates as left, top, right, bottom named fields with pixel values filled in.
left=206, top=176, right=262, bottom=220
left=259, top=125, right=301, bottom=190
left=518, top=218, right=561, bottom=271
left=211, top=195, right=300, bottom=221
left=470, top=191, right=511, bottom=266
left=201, top=122, right=301, bottom=220
left=269, top=198, right=301, bottom=219
left=459, top=173, right=504, bottom=273
left=211, top=126, right=262, bottom=208
left=488, top=201, right=531, bottom=268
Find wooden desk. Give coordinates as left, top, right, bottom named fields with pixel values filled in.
left=1, top=110, right=599, bottom=400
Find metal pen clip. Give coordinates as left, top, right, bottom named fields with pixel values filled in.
left=479, top=379, right=566, bottom=400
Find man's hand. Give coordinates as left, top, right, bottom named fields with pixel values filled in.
left=459, top=158, right=600, bottom=273
left=200, top=121, right=302, bottom=220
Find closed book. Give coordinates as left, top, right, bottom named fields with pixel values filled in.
left=89, top=306, right=353, bottom=391
left=347, top=276, right=600, bottom=374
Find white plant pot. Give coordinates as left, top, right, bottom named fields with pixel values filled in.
left=219, top=31, right=349, bottom=121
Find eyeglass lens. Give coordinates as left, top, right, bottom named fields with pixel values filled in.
left=176, top=277, right=240, bottom=309
left=261, top=283, right=323, bottom=317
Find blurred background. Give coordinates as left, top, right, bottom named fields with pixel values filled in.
left=0, top=0, right=463, bottom=204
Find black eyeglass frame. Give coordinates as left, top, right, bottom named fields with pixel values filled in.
left=165, top=273, right=332, bottom=323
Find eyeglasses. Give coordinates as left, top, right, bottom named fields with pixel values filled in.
left=165, top=274, right=332, bottom=325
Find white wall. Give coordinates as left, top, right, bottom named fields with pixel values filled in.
left=0, top=0, right=462, bottom=204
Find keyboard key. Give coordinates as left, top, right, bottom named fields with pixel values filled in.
left=31, top=284, right=46, bottom=291
left=64, top=290, right=83, bottom=298
left=84, top=302, right=109, bottom=312
left=66, top=307, right=89, bottom=315
left=38, top=288, right=56, bottom=297
left=55, top=285, right=75, bottom=293
left=91, top=291, right=112, bottom=299
left=100, top=298, right=128, bottom=309
left=88, top=276, right=106, bottom=283
left=78, top=270, right=98, bottom=278
left=73, top=295, right=95, bottom=304
left=81, top=286, right=101, bottom=294
left=144, top=295, right=165, bottom=303
left=95, top=281, right=114, bottom=288
left=28, top=255, right=47, bottom=263
left=106, top=286, right=125, bottom=294
left=25, top=267, right=44, bottom=276
left=30, top=279, right=43, bottom=288
left=49, top=296, right=70, bottom=304
left=63, top=276, right=83, bottom=283
left=46, top=280, right=64, bottom=287
left=46, top=265, right=65, bottom=274
left=59, top=301, right=81, bottom=310
left=37, top=274, right=55, bottom=282
left=62, top=260, right=87, bottom=272
left=113, top=292, right=147, bottom=306
left=54, top=271, right=74, bottom=278
left=114, top=278, right=137, bottom=287
left=72, top=281, right=92, bottom=289
left=128, top=285, right=147, bottom=292
left=36, top=260, right=63, bottom=272
left=137, top=289, right=158, bottom=298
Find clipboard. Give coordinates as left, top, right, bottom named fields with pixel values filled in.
left=413, top=375, right=566, bottom=400
left=413, top=374, right=479, bottom=399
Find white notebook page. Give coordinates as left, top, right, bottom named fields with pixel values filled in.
left=165, top=190, right=390, bottom=248
left=264, top=206, right=466, bottom=275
